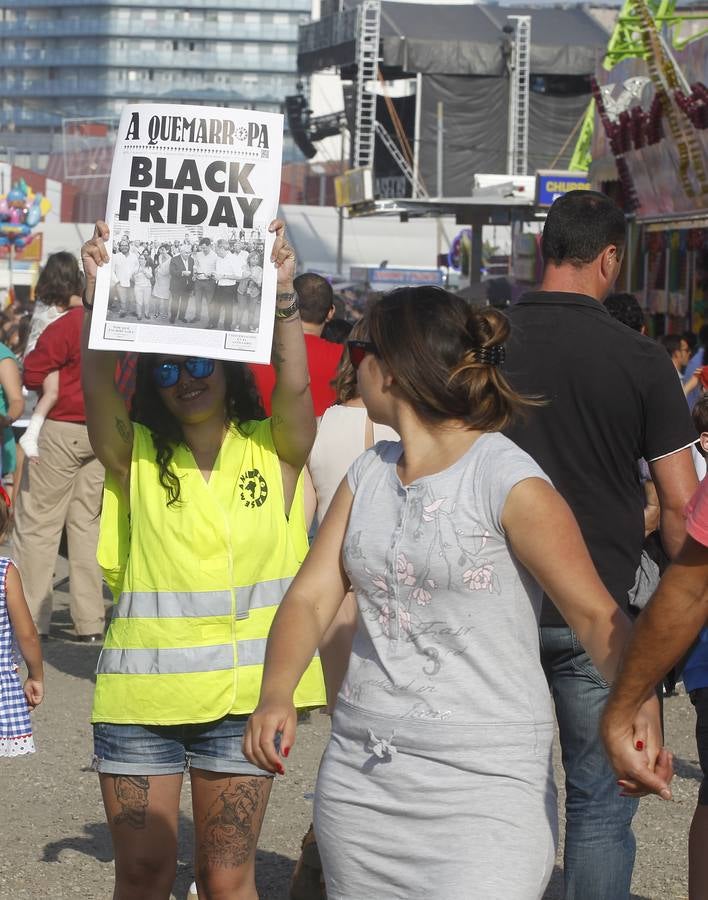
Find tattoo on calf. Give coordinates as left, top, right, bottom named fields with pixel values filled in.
left=200, top=777, right=268, bottom=869
left=113, top=776, right=150, bottom=829
left=115, top=417, right=132, bottom=444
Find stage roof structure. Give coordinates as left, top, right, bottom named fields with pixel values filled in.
left=297, top=2, right=611, bottom=206
left=298, top=2, right=609, bottom=77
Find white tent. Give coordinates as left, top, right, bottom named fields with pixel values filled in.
left=281, top=204, right=459, bottom=275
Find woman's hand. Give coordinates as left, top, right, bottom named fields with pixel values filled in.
left=81, top=221, right=111, bottom=303
left=269, top=219, right=296, bottom=289
left=242, top=696, right=297, bottom=775
left=601, top=694, right=673, bottom=800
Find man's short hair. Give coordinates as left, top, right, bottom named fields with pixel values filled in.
left=604, top=292, right=645, bottom=332
left=199, top=238, right=211, bottom=248
left=294, top=273, right=334, bottom=325
left=541, top=190, right=626, bottom=267
left=659, top=334, right=683, bottom=358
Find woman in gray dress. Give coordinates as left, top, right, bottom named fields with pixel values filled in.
left=243, top=286, right=665, bottom=899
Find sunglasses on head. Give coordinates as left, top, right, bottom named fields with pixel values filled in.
left=347, top=340, right=378, bottom=371
left=152, top=357, right=215, bottom=389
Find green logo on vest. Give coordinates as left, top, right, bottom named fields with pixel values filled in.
left=239, top=468, right=268, bottom=508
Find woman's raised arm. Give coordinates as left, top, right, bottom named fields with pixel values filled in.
left=268, top=219, right=316, bottom=508
left=80, top=221, right=133, bottom=484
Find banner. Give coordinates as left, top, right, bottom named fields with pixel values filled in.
left=89, top=103, right=283, bottom=363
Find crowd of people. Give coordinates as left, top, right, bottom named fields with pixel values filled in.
left=107, top=231, right=267, bottom=329
left=1, top=191, right=708, bottom=900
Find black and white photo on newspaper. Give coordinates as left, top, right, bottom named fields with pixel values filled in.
left=89, top=103, right=283, bottom=364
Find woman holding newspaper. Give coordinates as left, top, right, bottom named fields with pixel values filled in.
left=80, top=219, right=324, bottom=900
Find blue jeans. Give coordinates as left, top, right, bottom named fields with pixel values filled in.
left=540, top=626, right=638, bottom=900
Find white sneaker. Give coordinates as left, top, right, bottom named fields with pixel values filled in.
left=187, top=881, right=198, bottom=899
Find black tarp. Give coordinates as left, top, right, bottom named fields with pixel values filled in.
left=299, top=2, right=608, bottom=77
left=418, top=74, right=591, bottom=195
left=297, top=2, right=607, bottom=194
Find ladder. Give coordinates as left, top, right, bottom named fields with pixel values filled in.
left=374, top=121, right=428, bottom=198
left=353, top=0, right=381, bottom=170
left=506, top=15, right=531, bottom=176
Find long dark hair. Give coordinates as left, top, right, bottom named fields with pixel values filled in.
left=131, top=355, right=265, bottom=505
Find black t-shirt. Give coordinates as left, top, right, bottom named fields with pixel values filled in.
left=504, top=291, right=696, bottom=626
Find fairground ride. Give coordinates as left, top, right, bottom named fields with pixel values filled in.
left=569, top=0, right=707, bottom=173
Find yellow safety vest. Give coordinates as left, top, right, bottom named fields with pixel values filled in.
left=92, top=419, right=325, bottom=725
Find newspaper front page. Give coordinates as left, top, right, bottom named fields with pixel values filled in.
left=89, top=103, right=283, bottom=363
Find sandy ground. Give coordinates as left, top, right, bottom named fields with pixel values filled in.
left=0, top=575, right=698, bottom=900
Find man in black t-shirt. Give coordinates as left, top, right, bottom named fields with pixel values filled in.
left=504, top=191, right=697, bottom=900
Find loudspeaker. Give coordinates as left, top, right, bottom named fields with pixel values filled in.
left=284, top=94, right=317, bottom=159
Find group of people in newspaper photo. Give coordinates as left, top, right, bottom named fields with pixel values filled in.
left=106, top=228, right=266, bottom=333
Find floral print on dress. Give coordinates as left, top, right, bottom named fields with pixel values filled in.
left=378, top=603, right=393, bottom=638
left=341, top=434, right=551, bottom=726
left=396, top=553, right=416, bottom=586
left=411, top=584, right=434, bottom=607
left=463, top=563, right=497, bottom=592
left=358, top=487, right=499, bottom=653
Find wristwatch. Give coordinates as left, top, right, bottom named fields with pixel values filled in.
left=275, top=292, right=299, bottom=319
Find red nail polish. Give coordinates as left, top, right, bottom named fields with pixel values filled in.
left=277, top=764, right=285, bottom=775
left=282, top=747, right=290, bottom=758
left=636, top=740, right=645, bottom=750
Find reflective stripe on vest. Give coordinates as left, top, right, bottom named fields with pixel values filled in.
left=97, top=643, right=234, bottom=675
left=111, top=577, right=295, bottom=621
left=98, top=633, right=317, bottom=675
left=112, top=590, right=232, bottom=619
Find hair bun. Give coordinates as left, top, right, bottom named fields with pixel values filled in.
left=464, top=306, right=510, bottom=355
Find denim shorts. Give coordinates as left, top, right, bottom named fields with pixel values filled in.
left=92, top=715, right=275, bottom=777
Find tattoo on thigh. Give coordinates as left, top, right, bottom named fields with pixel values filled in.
left=112, top=775, right=150, bottom=829
left=200, top=777, right=268, bottom=868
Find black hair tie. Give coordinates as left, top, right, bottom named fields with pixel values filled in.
left=472, top=345, right=506, bottom=366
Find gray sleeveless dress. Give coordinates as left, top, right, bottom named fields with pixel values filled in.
left=313, top=433, right=558, bottom=899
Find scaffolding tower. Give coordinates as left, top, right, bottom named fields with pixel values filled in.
left=353, top=0, right=381, bottom=170
left=506, top=15, right=532, bottom=177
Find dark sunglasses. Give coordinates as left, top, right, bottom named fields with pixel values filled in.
left=152, top=357, right=215, bottom=389
left=347, top=340, right=378, bottom=371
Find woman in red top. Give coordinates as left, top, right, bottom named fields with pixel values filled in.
left=12, top=253, right=106, bottom=642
